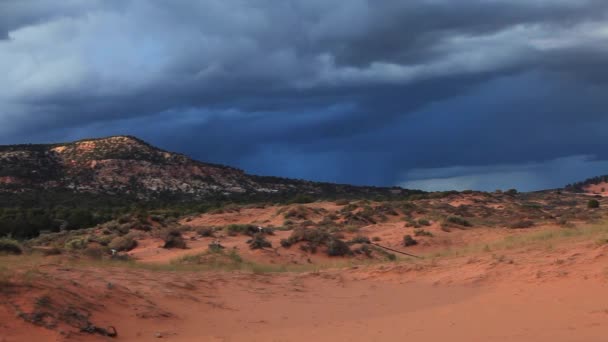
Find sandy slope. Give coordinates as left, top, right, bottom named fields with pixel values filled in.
left=3, top=197, right=608, bottom=341
left=2, top=233, right=608, bottom=342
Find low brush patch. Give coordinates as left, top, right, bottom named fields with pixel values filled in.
left=247, top=234, right=272, bottom=250
left=280, top=228, right=351, bottom=256
left=0, top=238, right=22, bottom=255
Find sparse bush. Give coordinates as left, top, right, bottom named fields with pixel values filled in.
left=508, top=220, right=535, bottom=229
left=588, top=199, right=600, bottom=209
left=335, top=199, right=350, bottom=206
left=300, top=220, right=316, bottom=227
left=340, top=203, right=359, bottom=213
left=159, top=228, right=187, bottom=249
left=349, top=236, right=371, bottom=244
left=150, top=215, right=164, bottom=223
left=247, top=233, right=272, bottom=249
left=353, top=244, right=372, bottom=257
left=414, top=229, right=433, bottom=237
left=0, top=238, right=22, bottom=255
left=596, top=238, right=608, bottom=246
left=83, top=246, right=105, bottom=259
left=108, top=235, right=137, bottom=252
left=345, top=225, right=361, bottom=233
left=208, top=241, right=225, bottom=252
left=41, top=247, right=62, bottom=256
left=135, top=224, right=152, bottom=232
left=98, top=234, right=115, bottom=246
left=372, top=236, right=381, bottom=242
left=417, top=219, right=431, bottom=226
left=281, top=227, right=351, bottom=256
left=332, top=232, right=346, bottom=239
left=372, top=246, right=397, bottom=261
left=403, top=235, right=418, bottom=247
left=225, top=224, right=258, bottom=236
left=505, top=189, right=518, bottom=196
left=326, top=238, right=351, bottom=256
left=289, top=194, right=315, bottom=204
left=446, top=216, right=472, bottom=227
left=112, top=223, right=131, bottom=235
left=404, top=218, right=420, bottom=228
left=247, top=233, right=272, bottom=250
left=197, top=226, right=215, bottom=237
left=283, top=206, right=309, bottom=220
left=117, top=215, right=131, bottom=224
left=65, top=237, right=88, bottom=250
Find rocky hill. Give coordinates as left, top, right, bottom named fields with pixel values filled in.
left=0, top=136, right=414, bottom=202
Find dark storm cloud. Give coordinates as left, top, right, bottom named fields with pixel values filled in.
left=2, top=0, right=608, bottom=190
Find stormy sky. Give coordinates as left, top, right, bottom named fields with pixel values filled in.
left=2, top=0, right=608, bottom=191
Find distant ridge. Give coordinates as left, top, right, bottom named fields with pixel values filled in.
left=0, top=135, right=418, bottom=202
left=565, top=175, right=608, bottom=194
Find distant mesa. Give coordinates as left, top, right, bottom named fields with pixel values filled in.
left=0, top=135, right=416, bottom=202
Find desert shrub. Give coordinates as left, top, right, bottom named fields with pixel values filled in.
left=404, top=218, right=420, bottom=228
left=281, top=227, right=347, bottom=255
left=328, top=231, right=343, bottom=239
left=0, top=238, right=22, bottom=255
left=83, top=246, right=105, bottom=259
left=89, top=231, right=114, bottom=246
left=117, top=215, right=131, bottom=224
left=335, top=199, right=350, bottom=206
left=225, top=224, right=258, bottom=236
left=326, top=213, right=339, bottom=220
left=374, top=204, right=399, bottom=216
left=197, top=226, right=215, bottom=237
left=414, top=229, right=433, bottom=237
left=64, top=237, right=88, bottom=250
left=326, top=238, right=351, bottom=256
left=119, top=223, right=133, bottom=235
left=340, top=203, right=359, bottom=213
left=300, top=220, right=316, bottom=227
left=596, top=238, right=608, bottom=246
left=372, top=236, right=381, bottom=242
left=372, top=246, right=397, bottom=261
left=284, top=228, right=330, bottom=246
left=446, top=216, right=472, bottom=227
left=283, top=206, right=309, bottom=220
left=108, top=235, right=137, bottom=252
left=247, top=234, right=272, bottom=250
left=588, top=199, right=600, bottom=209
left=159, top=228, right=187, bottom=249
left=41, top=247, right=62, bottom=256
left=135, top=224, right=152, bottom=232
left=505, top=189, right=518, bottom=196
left=150, top=215, right=164, bottom=223
left=349, top=236, right=371, bottom=244
left=417, top=219, right=431, bottom=226
left=263, top=227, right=275, bottom=235
left=353, top=244, right=372, bottom=257
left=508, top=220, right=535, bottom=229
left=403, top=235, right=418, bottom=247
left=345, top=225, right=361, bottom=233
left=289, top=194, right=315, bottom=204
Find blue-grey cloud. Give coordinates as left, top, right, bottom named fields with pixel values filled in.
left=2, top=0, right=608, bottom=190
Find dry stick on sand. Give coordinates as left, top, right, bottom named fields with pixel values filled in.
left=369, top=242, right=421, bottom=258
